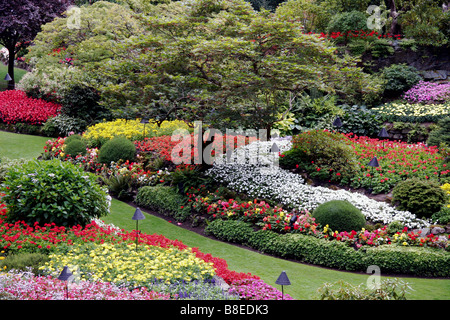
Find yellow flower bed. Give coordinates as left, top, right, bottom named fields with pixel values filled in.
left=40, top=242, right=215, bottom=286
left=83, top=119, right=191, bottom=147
left=441, top=183, right=450, bottom=208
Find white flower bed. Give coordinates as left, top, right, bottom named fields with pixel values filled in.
left=208, top=139, right=429, bottom=229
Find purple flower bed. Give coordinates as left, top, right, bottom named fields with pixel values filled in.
left=229, top=279, right=294, bottom=300
left=403, top=81, right=450, bottom=104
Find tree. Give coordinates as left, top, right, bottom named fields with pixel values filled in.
left=0, top=0, right=71, bottom=89
left=98, top=0, right=382, bottom=134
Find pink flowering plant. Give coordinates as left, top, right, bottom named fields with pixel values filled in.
left=403, top=81, right=450, bottom=104
left=229, top=279, right=294, bottom=300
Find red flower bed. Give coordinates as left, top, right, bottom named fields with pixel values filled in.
left=0, top=199, right=258, bottom=284
left=0, top=90, right=61, bottom=125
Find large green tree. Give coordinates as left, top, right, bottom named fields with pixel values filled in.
left=98, top=0, right=382, bottom=132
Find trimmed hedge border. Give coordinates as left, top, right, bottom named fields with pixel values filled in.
left=205, top=219, right=450, bottom=278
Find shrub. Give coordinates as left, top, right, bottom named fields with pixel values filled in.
left=427, top=116, right=450, bottom=147
left=64, top=139, right=87, bottom=158
left=136, top=185, right=190, bottom=221
left=0, top=159, right=110, bottom=226
left=98, top=136, right=136, bottom=164
left=326, top=10, right=369, bottom=41
left=0, top=158, right=28, bottom=183
left=0, top=253, right=50, bottom=275
left=316, top=278, right=412, bottom=300
left=392, top=178, right=448, bottom=219
left=431, top=207, right=450, bottom=225
left=41, top=114, right=87, bottom=138
left=312, top=200, right=366, bottom=232
left=280, top=130, right=359, bottom=183
left=387, top=220, right=405, bottom=235
left=382, top=64, right=422, bottom=97
left=204, top=220, right=254, bottom=244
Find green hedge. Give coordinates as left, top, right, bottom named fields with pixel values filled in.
left=135, top=185, right=190, bottom=222
left=205, top=220, right=450, bottom=277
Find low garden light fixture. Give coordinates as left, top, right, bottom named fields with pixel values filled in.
left=378, top=127, right=389, bottom=148
left=289, top=212, right=297, bottom=228
left=4, top=73, right=12, bottom=81
left=58, top=266, right=73, bottom=300
left=368, top=156, right=380, bottom=193
left=275, top=271, right=291, bottom=300
left=140, top=118, right=149, bottom=139
left=132, top=207, right=145, bottom=250
left=332, top=116, right=342, bottom=128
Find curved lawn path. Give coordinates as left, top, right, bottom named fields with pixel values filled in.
left=1, top=130, right=449, bottom=300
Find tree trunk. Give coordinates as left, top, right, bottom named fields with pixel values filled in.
left=6, top=45, right=15, bottom=90
left=387, top=0, right=401, bottom=35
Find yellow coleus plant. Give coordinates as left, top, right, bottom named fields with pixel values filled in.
left=40, top=242, right=215, bottom=286
left=83, top=119, right=191, bottom=147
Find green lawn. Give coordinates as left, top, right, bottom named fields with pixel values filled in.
left=0, top=130, right=49, bottom=160
left=0, top=63, right=27, bottom=91
left=1, top=130, right=450, bottom=300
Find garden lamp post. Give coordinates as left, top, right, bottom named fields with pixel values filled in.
left=275, top=271, right=291, bottom=300
left=58, top=266, right=73, bottom=300
left=333, top=116, right=343, bottom=131
left=378, top=127, right=390, bottom=148
left=140, top=118, right=149, bottom=140
left=368, top=156, right=380, bottom=194
left=132, top=207, right=145, bottom=251
left=4, top=73, right=12, bottom=90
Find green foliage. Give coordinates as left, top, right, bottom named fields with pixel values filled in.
left=60, top=85, right=111, bottom=123
left=387, top=220, right=405, bottom=235
left=205, top=219, right=450, bottom=277
left=98, top=136, right=136, bottom=164
left=101, top=173, right=134, bottom=201
left=326, top=10, right=369, bottom=40
left=136, top=185, right=191, bottom=221
left=275, top=0, right=332, bottom=32
left=0, top=158, right=29, bottom=183
left=382, top=64, right=422, bottom=97
left=392, top=178, right=448, bottom=219
left=427, top=117, right=450, bottom=147
left=399, top=0, right=449, bottom=47
left=280, top=130, right=359, bottom=183
left=64, top=139, right=87, bottom=158
left=431, top=207, right=450, bottom=225
left=64, top=134, right=83, bottom=144
left=338, top=104, right=383, bottom=137
left=0, top=159, right=110, bottom=226
left=205, top=219, right=254, bottom=244
left=312, top=200, right=366, bottom=232
left=316, top=278, right=412, bottom=300
left=0, top=253, right=50, bottom=275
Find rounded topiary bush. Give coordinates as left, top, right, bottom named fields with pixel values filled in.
left=392, top=178, right=448, bottom=219
left=98, top=136, right=136, bottom=164
left=0, top=159, right=111, bottom=226
left=312, top=200, right=366, bottom=232
left=64, top=139, right=87, bottom=158
left=64, top=134, right=83, bottom=145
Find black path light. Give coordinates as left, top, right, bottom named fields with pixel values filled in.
left=4, top=73, right=12, bottom=81
left=275, top=271, right=291, bottom=300
left=289, top=211, right=298, bottom=228
left=58, top=266, right=73, bottom=300
left=132, top=207, right=146, bottom=250
left=333, top=116, right=343, bottom=129
left=378, top=127, right=390, bottom=148
left=140, top=118, right=149, bottom=139
left=368, top=156, right=380, bottom=193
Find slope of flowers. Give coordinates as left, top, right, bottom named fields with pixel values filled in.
left=0, top=90, right=61, bottom=125
left=206, top=139, right=429, bottom=228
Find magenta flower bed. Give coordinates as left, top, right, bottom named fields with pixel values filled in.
left=229, top=279, right=294, bottom=300
left=0, top=90, right=61, bottom=125
left=403, top=81, right=450, bottom=104
left=0, top=270, right=171, bottom=300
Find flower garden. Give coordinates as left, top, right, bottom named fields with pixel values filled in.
left=1, top=0, right=450, bottom=303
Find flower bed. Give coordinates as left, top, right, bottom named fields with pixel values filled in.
left=371, top=102, right=450, bottom=123
left=402, top=81, right=450, bottom=104
left=0, top=90, right=61, bottom=125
